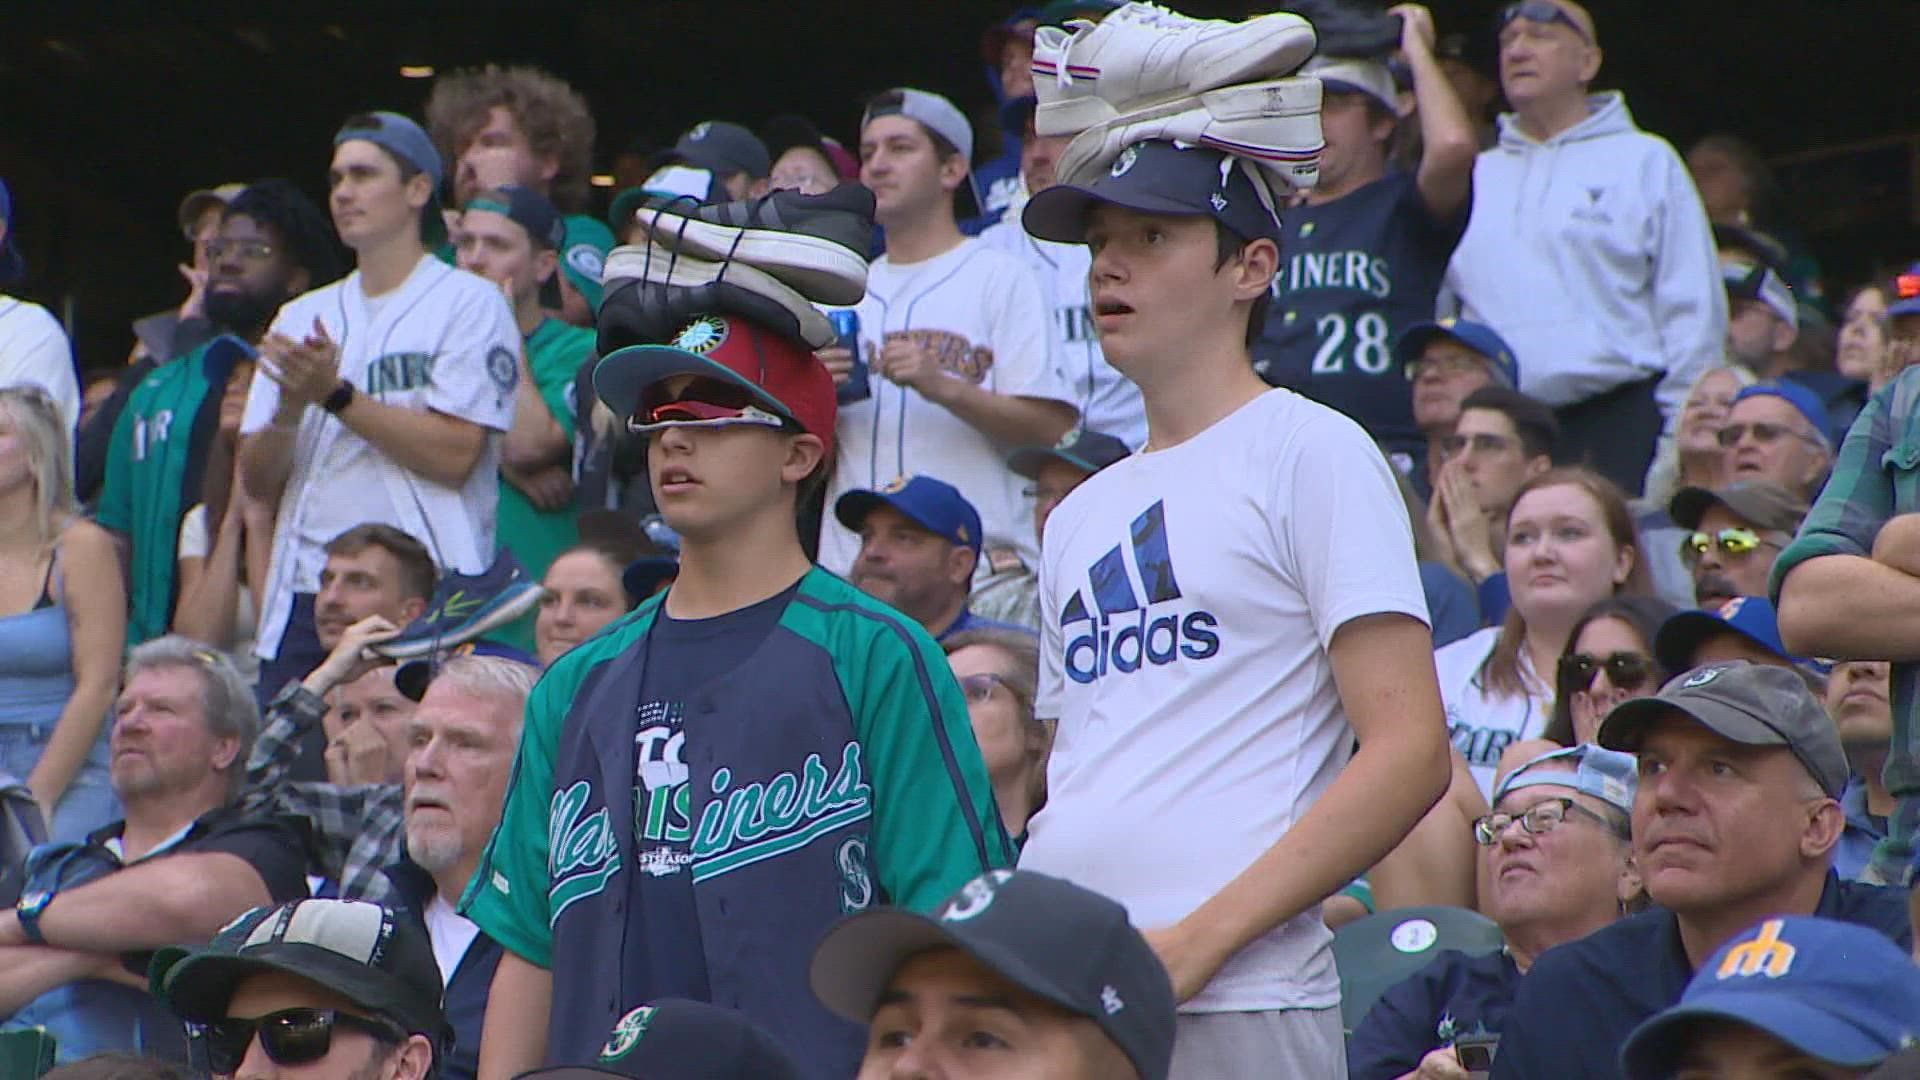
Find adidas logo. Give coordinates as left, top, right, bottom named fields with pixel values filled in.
left=1061, top=500, right=1219, bottom=684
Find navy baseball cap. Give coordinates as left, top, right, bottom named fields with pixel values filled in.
left=835, top=475, right=983, bottom=555
left=622, top=557, right=679, bottom=602
left=464, top=185, right=565, bottom=251
left=516, top=998, right=803, bottom=1080
left=393, top=641, right=542, bottom=702
left=659, top=121, right=770, bottom=181
left=335, top=111, right=444, bottom=191
left=1732, top=382, right=1832, bottom=450
left=1621, top=916, right=1920, bottom=1078
left=1653, top=596, right=1803, bottom=675
left=1008, top=427, right=1131, bottom=480
left=0, top=179, right=23, bottom=285
left=1394, top=318, right=1520, bottom=387
left=811, top=869, right=1177, bottom=1080
left=1023, top=139, right=1283, bottom=246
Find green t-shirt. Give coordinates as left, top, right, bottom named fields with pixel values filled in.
left=96, top=336, right=249, bottom=645
left=492, top=318, right=595, bottom=651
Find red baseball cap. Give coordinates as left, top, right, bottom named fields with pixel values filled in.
left=593, top=312, right=836, bottom=453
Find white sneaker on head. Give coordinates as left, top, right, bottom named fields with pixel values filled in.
left=1051, top=76, right=1325, bottom=193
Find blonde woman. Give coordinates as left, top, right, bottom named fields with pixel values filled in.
left=0, top=385, right=126, bottom=840
left=1638, top=364, right=1756, bottom=607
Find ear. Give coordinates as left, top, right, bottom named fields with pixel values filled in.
left=1230, top=237, right=1280, bottom=304
left=405, top=170, right=435, bottom=214
left=939, top=153, right=971, bottom=196
left=534, top=247, right=560, bottom=286
left=1524, top=455, right=1553, bottom=480
left=208, top=735, right=242, bottom=775
left=399, top=594, right=429, bottom=626
left=1772, top=321, right=1798, bottom=354
left=1578, top=43, right=1604, bottom=84
left=538, top=154, right=561, bottom=188
left=946, top=544, right=979, bottom=588
left=396, top=1034, right=436, bottom=1080
left=1612, top=540, right=1636, bottom=587
left=287, top=266, right=312, bottom=296
left=1801, top=798, right=1846, bottom=860
left=780, top=432, right=826, bottom=487
left=1615, top=851, right=1643, bottom=907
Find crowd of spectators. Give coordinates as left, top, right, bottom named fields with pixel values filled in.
left=2, top=1, right=1920, bottom=1078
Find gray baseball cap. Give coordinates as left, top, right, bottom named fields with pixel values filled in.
left=1669, top=481, right=1809, bottom=534
left=1596, top=661, right=1848, bottom=798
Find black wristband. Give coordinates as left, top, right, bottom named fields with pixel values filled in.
left=321, top=380, right=355, bottom=415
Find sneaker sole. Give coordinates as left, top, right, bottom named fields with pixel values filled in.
left=604, top=245, right=835, bottom=349
left=631, top=212, right=869, bottom=307
left=370, top=583, right=547, bottom=660
left=1053, top=77, right=1325, bottom=189
left=1032, top=13, right=1315, bottom=137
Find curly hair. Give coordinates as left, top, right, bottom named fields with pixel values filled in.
left=224, top=178, right=346, bottom=286
left=425, top=65, right=596, bottom=212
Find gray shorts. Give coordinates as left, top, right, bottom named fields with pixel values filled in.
left=1170, top=1007, right=1346, bottom=1080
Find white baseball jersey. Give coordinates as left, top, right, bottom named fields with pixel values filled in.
left=0, top=294, right=79, bottom=433
left=818, top=239, right=1074, bottom=575
left=1021, top=389, right=1430, bottom=1013
left=1433, top=625, right=1554, bottom=799
left=978, top=217, right=1146, bottom=450
left=241, top=255, right=519, bottom=658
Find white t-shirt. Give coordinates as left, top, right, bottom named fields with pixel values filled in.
left=0, top=295, right=79, bottom=433
left=424, top=892, right=482, bottom=985
left=177, top=503, right=260, bottom=684
left=978, top=219, right=1146, bottom=450
left=1021, top=389, right=1431, bottom=1012
left=1433, top=625, right=1555, bottom=798
left=241, top=256, right=519, bottom=658
left=818, top=239, right=1073, bottom=575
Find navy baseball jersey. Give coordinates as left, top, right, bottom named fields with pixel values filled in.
left=1253, top=171, right=1469, bottom=460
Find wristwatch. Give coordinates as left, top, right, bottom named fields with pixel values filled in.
left=321, top=380, right=356, bottom=415
left=16, top=888, right=52, bottom=945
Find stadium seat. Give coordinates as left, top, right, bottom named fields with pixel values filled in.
left=1332, top=905, right=1505, bottom=1033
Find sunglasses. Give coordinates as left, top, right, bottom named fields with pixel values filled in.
left=1558, top=651, right=1656, bottom=693
left=204, top=1008, right=404, bottom=1073
left=629, top=377, right=790, bottom=435
left=1497, top=1, right=1590, bottom=42
left=1679, top=527, right=1781, bottom=567
left=1715, top=421, right=1822, bottom=450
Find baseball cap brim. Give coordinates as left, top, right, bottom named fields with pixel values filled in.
left=1393, top=323, right=1459, bottom=368
left=1596, top=690, right=1790, bottom=754
left=154, top=944, right=416, bottom=1030
left=592, top=343, right=799, bottom=429
left=1667, top=486, right=1731, bottom=532
left=1652, top=610, right=1783, bottom=675
left=512, top=1070, right=627, bottom=1080
left=1023, top=181, right=1218, bottom=245
left=810, top=909, right=1088, bottom=1029
left=1007, top=445, right=1100, bottom=479
left=1622, top=992, right=1895, bottom=1077
left=833, top=489, right=915, bottom=534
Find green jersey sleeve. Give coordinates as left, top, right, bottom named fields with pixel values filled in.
left=95, top=400, right=137, bottom=533
left=460, top=663, right=568, bottom=967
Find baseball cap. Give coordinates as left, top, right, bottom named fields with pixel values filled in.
left=835, top=475, right=984, bottom=555
left=559, top=217, right=613, bottom=312
left=1394, top=318, right=1521, bottom=387
left=1889, top=263, right=1920, bottom=319
left=811, top=869, right=1177, bottom=1080
left=1723, top=257, right=1798, bottom=330
left=863, top=87, right=981, bottom=210
left=178, top=182, right=246, bottom=239
left=593, top=312, right=836, bottom=452
left=334, top=111, right=444, bottom=192
left=393, top=640, right=541, bottom=703
left=0, top=179, right=21, bottom=285
left=661, top=121, right=770, bottom=181
left=1620, top=916, right=1920, bottom=1078
left=151, top=899, right=448, bottom=1048
left=1597, top=660, right=1849, bottom=798
left=762, top=114, right=860, bottom=184
left=1008, top=427, right=1132, bottom=479
left=1302, top=55, right=1399, bottom=114
left=515, top=998, right=803, bottom=1080
left=465, top=185, right=565, bottom=252
left=1492, top=743, right=1637, bottom=815
left=1654, top=596, right=1804, bottom=675
left=1668, top=480, right=1809, bottom=534
left=623, top=556, right=679, bottom=602
left=1732, top=382, right=1833, bottom=450
left=1023, top=139, right=1284, bottom=246
left=1712, top=223, right=1790, bottom=274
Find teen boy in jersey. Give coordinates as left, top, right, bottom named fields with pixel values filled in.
left=465, top=307, right=1014, bottom=1080
left=1021, top=142, right=1452, bottom=1076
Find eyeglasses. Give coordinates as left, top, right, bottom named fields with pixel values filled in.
left=1715, top=421, right=1824, bottom=450
left=958, top=672, right=1006, bottom=704
left=1439, top=432, right=1513, bottom=460
left=206, top=239, right=278, bottom=262
left=1472, top=797, right=1616, bottom=846
left=1679, top=527, right=1782, bottom=567
left=204, top=1008, right=405, bottom=1074
left=1558, top=651, right=1656, bottom=693
left=629, top=377, right=791, bottom=435
left=1405, top=354, right=1489, bottom=383
left=1497, top=1, right=1590, bottom=42
left=1020, top=484, right=1078, bottom=503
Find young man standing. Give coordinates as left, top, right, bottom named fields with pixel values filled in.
left=238, top=112, right=521, bottom=702
left=818, top=88, right=1078, bottom=616
left=1254, top=6, right=1479, bottom=476
left=1021, top=140, right=1451, bottom=1076
left=465, top=310, right=1013, bottom=1080
left=454, top=184, right=596, bottom=648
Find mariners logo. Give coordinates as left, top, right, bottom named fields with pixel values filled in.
left=1110, top=144, right=1139, bottom=178
left=566, top=243, right=606, bottom=282
left=600, top=1005, right=655, bottom=1062
left=672, top=316, right=728, bottom=354
left=940, top=869, right=1016, bottom=923
left=687, top=121, right=713, bottom=141
left=486, top=345, right=518, bottom=394
left=1060, top=500, right=1219, bottom=684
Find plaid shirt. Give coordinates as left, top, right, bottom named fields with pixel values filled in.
left=239, top=682, right=403, bottom=903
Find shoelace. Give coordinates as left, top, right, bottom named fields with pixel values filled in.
left=1117, top=3, right=1204, bottom=30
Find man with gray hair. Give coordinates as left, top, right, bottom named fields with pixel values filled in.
left=0, top=637, right=310, bottom=1064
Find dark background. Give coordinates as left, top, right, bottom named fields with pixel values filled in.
left=5, top=0, right=1917, bottom=372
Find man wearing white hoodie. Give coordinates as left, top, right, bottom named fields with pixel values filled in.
left=1443, top=0, right=1726, bottom=498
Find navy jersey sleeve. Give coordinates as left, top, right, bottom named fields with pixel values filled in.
left=1347, top=959, right=1453, bottom=1080
left=1489, top=945, right=1615, bottom=1080
left=191, top=813, right=312, bottom=903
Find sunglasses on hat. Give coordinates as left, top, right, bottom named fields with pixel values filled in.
left=204, top=1008, right=406, bottom=1073
left=1558, top=651, right=1656, bottom=693
left=629, top=377, right=792, bottom=435
left=1679, top=527, right=1781, bottom=567
left=1497, top=1, right=1589, bottom=41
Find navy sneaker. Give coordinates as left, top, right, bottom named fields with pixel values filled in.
left=629, top=184, right=874, bottom=306
left=369, top=552, right=545, bottom=661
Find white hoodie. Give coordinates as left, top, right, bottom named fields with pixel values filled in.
left=1445, top=93, right=1726, bottom=434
